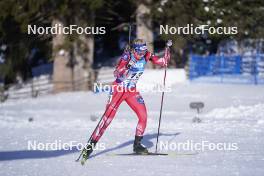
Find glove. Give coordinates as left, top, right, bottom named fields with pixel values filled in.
left=166, top=40, right=173, bottom=47
left=114, top=67, right=128, bottom=79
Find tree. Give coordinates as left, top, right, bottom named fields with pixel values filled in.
left=151, top=0, right=264, bottom=67
left=0, top=0, right=51, bottom=84
left=0, top=0, right=104, bottom=91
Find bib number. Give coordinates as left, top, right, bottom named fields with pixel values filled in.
left=124, top=71, right=143, bottom=86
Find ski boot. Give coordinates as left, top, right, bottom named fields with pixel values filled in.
left=81, top=140, right=97, bottom=165
left=133, top=136, right=148, bottom=154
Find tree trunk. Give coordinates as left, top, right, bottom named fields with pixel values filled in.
left=136, top=1, right=154, bottom=68
left=52, top=14, right=95, bottom=93
left=72, top=13, right=95, bottom=91
left=52, top=18, right=73, bottom=93
left=72, top=34, right=94, bottom=91
left=136, top=2, right=154, bottom=52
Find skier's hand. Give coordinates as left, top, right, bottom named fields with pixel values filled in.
left=114, top=70, right=119, bottom=78
left=166, top=40, right=173, bottom=47
left=114, top=67, right=128, bottom=79
left=114, top=69, right=122, bottom=78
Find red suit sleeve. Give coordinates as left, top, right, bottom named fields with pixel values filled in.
left=114, top=52, right=130, bottom=78
left=145, top=50, right=170, bottom=67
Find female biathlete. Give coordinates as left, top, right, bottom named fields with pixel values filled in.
left=82, top=39, right=170, bottom=160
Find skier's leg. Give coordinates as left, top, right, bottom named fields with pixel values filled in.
left=91, top=90, right=126, bottom=142
left=125, top=92, right=148, bottom=153
left=125, top=92, right=147, bottom=136
left=81, top=89, right=126, bottom=163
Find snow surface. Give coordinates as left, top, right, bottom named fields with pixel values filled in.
left=0, top=69, right=264, bottom=176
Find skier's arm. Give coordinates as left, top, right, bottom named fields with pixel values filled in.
left=114, top=52, right=130, bottom=79
left=146, top=51, right=170, bottom=67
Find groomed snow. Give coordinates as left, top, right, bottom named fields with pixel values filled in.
left=0, top=69, right=264, bottom=176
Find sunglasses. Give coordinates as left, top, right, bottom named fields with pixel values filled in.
left=133, top=44, right=147, bottom=56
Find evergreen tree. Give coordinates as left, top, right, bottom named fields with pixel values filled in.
left=0, top=0, right=104, bottom=86
left=151, top=0, right=264, bottom=66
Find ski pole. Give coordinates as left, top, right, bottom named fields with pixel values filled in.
left=155, top=40, right=172, bottom=153
left=125, top=23, right=132, bottom=52
left=128, top=23, right=132, bottom=47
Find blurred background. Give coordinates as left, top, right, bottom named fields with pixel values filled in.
left=1, top=1, right=264, bottom=175
left=0, top=0, right=264, bottom=101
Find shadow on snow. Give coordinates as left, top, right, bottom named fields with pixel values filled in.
left=0, top=132, right=180, bottom=161
left=89, top=132, right=180, bottom=159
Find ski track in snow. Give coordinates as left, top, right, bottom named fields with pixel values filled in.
left=0, top=70, right=264, bottom=176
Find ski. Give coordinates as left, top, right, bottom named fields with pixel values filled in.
left=75, top=145, right=87, bottom=163
left=80, top=157, right=88, bottom=165
left=108, top=152, right=198, bottom=157
left=77, top=142, right=96, bottom=165
left=112, top=152, right=168, bottom=156
left=75, top=150, right=84, bottom=162
left=76, top=150, right=87, bottom=165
